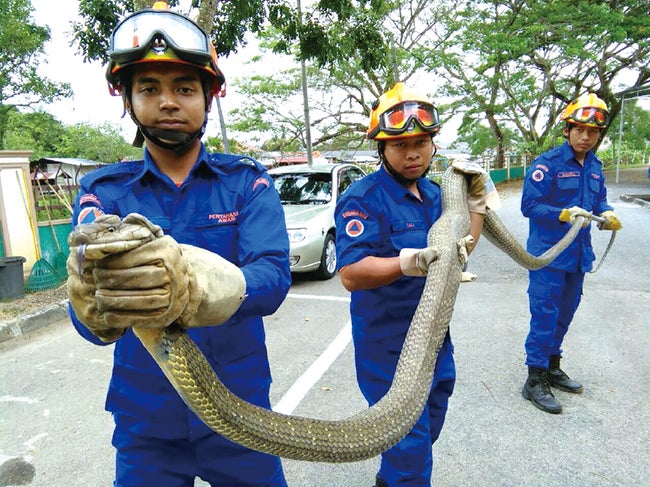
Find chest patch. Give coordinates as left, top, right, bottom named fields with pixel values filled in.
left=557, top=171, right=580, bottom=178
left=208, top=211, right=239, bottom=224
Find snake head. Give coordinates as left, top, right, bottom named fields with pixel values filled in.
left=68, top=213, right=163, bottom=260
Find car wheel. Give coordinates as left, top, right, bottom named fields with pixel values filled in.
left=315, top=233, right=336, bottom=280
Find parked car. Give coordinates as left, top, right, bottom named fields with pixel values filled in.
left=268, top=163, right=366, bottom=279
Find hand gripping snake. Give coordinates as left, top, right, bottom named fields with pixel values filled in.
left=69, top=167, right=605, bottom=463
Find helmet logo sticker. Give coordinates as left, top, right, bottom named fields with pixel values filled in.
left=345, top=219, right=365, bottom=238
left=151, top=36, right=168, bottom=55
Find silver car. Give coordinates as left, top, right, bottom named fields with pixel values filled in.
left=269, top=163, right=366, bottom=279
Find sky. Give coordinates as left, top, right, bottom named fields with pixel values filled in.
left=29, top=0, right=274, bottom=144
left=28, top=0, right=462, bottom=149
left=28, top=0, right=648, bottom=151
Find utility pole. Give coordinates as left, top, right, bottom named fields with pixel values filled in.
left=297, top=0, right=314, bottom=166
left=195, top=0, right=231, bottom=153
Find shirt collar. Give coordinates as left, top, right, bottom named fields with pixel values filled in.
left=378, top=164, right=425, bottom=200
left=128, top=143, right=211, bottom=184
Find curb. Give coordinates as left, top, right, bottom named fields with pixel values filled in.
left=620, top=193, right=650, bottom=208
left=0, top=300, right=69, bottom=344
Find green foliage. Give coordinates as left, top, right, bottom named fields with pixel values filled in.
left=0, top=0, right=72, bottom=148
left=4, top=110, right=66, bottom=159
left=58, top=123, right=141, bottom=162
left=4, top=110, right=140, bottom=163
left=204, top=135, right=258, bottom=156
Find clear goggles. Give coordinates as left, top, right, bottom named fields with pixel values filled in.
left=569, top=107, right=608, bottom=127
left=110, top=9, right=212, bottom=67
left=378, top=101, right=440, bottom=135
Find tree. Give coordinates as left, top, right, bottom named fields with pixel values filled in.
left=0, top=0, right=72, bottom=148
left=58, top=123, right=142, bottom=162
left=418, top=0, right=650, bottom=165
left=228, top=0, right=440, bottom=149
left=4, top=109, right=66, bottom=159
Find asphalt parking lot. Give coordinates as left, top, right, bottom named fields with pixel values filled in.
left=0, top=168, right=648, bottom=486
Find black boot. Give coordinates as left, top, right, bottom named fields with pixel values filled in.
left=522, top=366, right=562, bottom=414
left=374, top=475, right=388, bottom=487
left=548, top=355, right=584, bottom=393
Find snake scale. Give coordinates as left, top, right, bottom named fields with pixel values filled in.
left=70, top=166, right=585, bottom=463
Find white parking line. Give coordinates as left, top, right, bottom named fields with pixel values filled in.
left=272, top=293, right=352, bottom=415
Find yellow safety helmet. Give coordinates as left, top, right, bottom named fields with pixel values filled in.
left=367, top=82, right=441, bottom=140
left=560, top=93, right=609, bottom=128
left=105, top=1, right=225, bottom=98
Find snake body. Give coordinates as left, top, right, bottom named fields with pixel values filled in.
left=70, top=167, right=584, bottom=463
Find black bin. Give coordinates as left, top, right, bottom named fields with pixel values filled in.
left=0, top=256, right=27, bottom=301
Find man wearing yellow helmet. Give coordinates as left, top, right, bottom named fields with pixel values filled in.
left=335, top=82, right=488, bottom=487
left=66, top=2, right=290, bottom=485
left=520, top=93, right=622, bottom=414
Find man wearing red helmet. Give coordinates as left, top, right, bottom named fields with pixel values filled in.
left=520, top=93, right=622, bottom=414
left=66, top=2, right=290, bottom=485
left=335, top=82, right=488, bottom=487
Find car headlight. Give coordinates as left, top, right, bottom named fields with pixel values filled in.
left=287, top=228, right=308, bottom=243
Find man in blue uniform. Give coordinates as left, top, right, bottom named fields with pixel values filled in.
left=335, top=83, right=487, bottom=487
left=66, top=3, right=290, bottom=485
left=521, top=93, right=622, bottom=414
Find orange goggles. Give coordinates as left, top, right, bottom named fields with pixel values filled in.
left=570, top=107, right=608, bottom=127
left=377, top=101, right=440, bottom=135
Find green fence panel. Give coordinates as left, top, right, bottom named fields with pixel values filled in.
left=37, top=221, right=71, bottom=263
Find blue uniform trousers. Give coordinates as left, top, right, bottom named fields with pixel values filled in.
left=112, top=400, right=286, bottom=487
left=525, top=267, right=585, bottom=368
left=355, top=335, right=455, bottom=486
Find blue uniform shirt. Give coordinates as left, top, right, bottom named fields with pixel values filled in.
left=69, top=144, right=290, bottom=436
left=521, top=141, right=613, bottom=273
left=335, top=168, right=442, bottom=343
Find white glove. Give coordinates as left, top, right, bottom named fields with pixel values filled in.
left=399, top=247, right=439, bottom=276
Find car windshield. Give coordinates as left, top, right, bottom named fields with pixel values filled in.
left=272, top=172, right=332, bottom=204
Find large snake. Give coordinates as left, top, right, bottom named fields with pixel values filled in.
left=69, top=167, right=588, bottom=463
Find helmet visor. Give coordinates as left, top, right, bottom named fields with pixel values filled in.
left=110, top=10, right=211, bottom=67
left=378, top=101, right=440, bottom=135
left=570, top=107, right=608, bottom=127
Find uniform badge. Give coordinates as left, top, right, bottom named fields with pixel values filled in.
left=532, top=169, right=544, bottom=182
left=345, top=219, right=365, bottom=238
left=77, top=207, right=104, bottom=225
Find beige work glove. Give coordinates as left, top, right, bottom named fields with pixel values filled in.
left=93, top=238, right=246, bottom=329
left=456, top=235, right=475, bottom=266
left=559, top=206, right=592, bottom=228
left=451, top=160, right=487, bottom=214
left=67, top=246, right=125, bottom=343
left=399, top=247, right=439, bottom=276
left=66, top=213, right=161, bottom=342
left=597, top=210, right=622, bottom=231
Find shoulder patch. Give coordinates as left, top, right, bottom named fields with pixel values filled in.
left=345, top=219, right=365, bottom=238
left=252, top=177, right=270, bottom=191
left=532, top=169, right=545, bottom=182
left=77, top=207, right=105, bottom=225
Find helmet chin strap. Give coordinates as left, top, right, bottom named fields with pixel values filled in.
left=125, top=90, right=209, bottom=156
left=129, top=114, right=207, bottom=156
